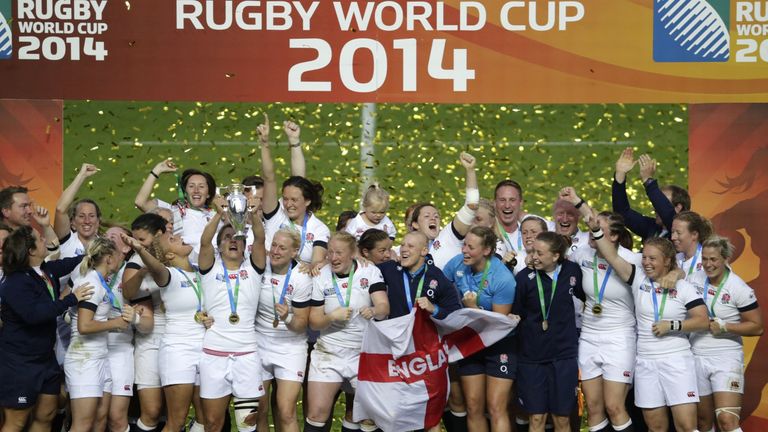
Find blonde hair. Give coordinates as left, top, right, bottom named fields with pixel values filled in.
left=478, top=198, right=495, bottom=219
left=362, top=184, right=390, bottom=211
left=702, top=235, right=735, bottom=261
left=80, top=237, right=118, bottom=276
left=274, top=228, right=302, bottom=251
left=329, top=231, right=357, bottom=253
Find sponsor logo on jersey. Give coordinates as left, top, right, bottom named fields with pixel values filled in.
left=687, top=391, right=696, bottom=398
left=623, top=370, right=631, bottom=378
left=653, top=0, right=730, bottom=63
left=17, top=396, right=27, bottom=404
left=730, top=380, right=740, bottom=390
left=570, top=276, right=576, bottom=287
left=124, top=384, right=131, bottom=391
left=456, top=271, right=464, bottom=278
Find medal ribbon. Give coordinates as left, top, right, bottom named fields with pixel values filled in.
left=686, top=243, right=702, bottom=276
left=650, top=279, right=668, bottom=322
left=592, top=253, right=612, bottom=307
left=270, top=262, right=294, bottom=321
left=402, top=263, right=427, bottom=312
left=98, top=271, right=122, bottom=310
left=175, top=267, right=202, bottom=313
left=40, top=272, right=56, bottom=301
left=703, top=270, right=730, bottom=318
left=498, top=221, right=522, bottom=252
left=289, top=213, right=310, bottom=258
left=221, top=261, right=240, bottom=317
left=331, top=262, right=356, bottom=307
left=535, top=265, right=561, bottom=323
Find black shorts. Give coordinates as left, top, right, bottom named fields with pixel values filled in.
left=0, top=353, right=62, bottom=409
left=517, top=358, right=578, bottom=416
left=457, top=336, right=516, bottom=380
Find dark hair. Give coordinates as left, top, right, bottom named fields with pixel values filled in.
left=358, top=229, right=390, bottom=254
left=67, top=198, right=102, bottom=222
left=521, top=215, right=548, bottom=232
left=131, top=213, right=167, bottom=235
left=336, top=210, right=358, bottom=232
left=409, top=202, right=438, bottom=231
left=0, top=221, right=12, bottom=233
left=661, top=185, right=691, bottom=212
left=241, top=175, right=265, bottom=189
left=179, top=168, right=217, bottom=207
left=643, top=237, right=678, bottom=273
left=282, top=176, right=324, bottom=213
left=494, top=180, right=524, bottom=200
left=536, top=231, right=569, bottom=263
left=0, top=186, right=28, bottom=216
left=673, top=211, right=713, bottom=243
left=597, top=211, right=633, bottom=250
left=467, top=226, right=497, bottom=257
left=216, top=224, right=244, bottom=247
left=405, top=202, right=431, bottom=231
left=1, top=225, right=36, bottom=273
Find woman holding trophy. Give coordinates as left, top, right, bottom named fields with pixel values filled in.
left=196, top=192, right=268, bottom=432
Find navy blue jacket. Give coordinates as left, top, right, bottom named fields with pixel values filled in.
left=0, top=256, right=83, bottom=358
left=379, top=259, right=461, bottom=320
left=513, top=261, right=583, bottom=363
left=612, top=176, right=675, bottom=240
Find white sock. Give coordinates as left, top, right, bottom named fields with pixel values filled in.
left=726, top=428, right=743, bottom=432
left=589, top=418, right=610, bottom=431
left=306, top=418, right=325, bottom=427
left=136, top=419, right=156, bottom=431
left=612, top=419, right=633, bottom=431
left=341, top=419, right=360, bottom=430
left=451, top=410, right=467, bottom=417
left=189, top=421, right=205, bottom=432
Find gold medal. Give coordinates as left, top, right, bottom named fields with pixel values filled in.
left=194, top=311, right=205, bottom=323
left=229, top=313, right=240, bottom=324
left=542, top=320, right=549, bottom=331
left=592, top=304, right=603, bottom=315
left=272, top=318, right=280, bottom=328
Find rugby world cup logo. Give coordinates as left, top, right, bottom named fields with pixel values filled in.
left=0, top=0, right=10, bottom=59
left=653, top=0, right=730, bottom=62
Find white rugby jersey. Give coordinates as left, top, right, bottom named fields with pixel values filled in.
left=66, top=269, right=113, bottom=359
left=106, top=263, right=133, bottom=346
left=159, top=266, right=205, bottom=343
left=126, top=254, right=166, bottom=331
left=264, top=202, right=330, bottom=264
left=429, top=223, right=464, bottom=270
left=630, top=267, right=703, bottom=358
left=311, top=262, right=385, bottom=349
left=344, top=213, right=397, bottom=240
left=157, top=199, right=219, bottom=258
left=688, top=270, right=758, bottom=355
left=572, top=245, right=641, bottom=333
left=200, top=257, right=262, bottom=352
left=678, top=246, right=705, bottom=281
left=57, top=232, right=88, bottom=288
left=497, top=223, right=523, bottom=256
left=256, top=260, right=313, bottom=343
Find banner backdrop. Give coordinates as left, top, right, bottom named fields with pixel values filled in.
left=0, top=99, right=63, bottom=213
left=689, top=103, right=768, bottom=429
left=1, top=0, right=768, bottom=102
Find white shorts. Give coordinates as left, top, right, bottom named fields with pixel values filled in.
left=159, top=339, right=202, bottom=387
left=578, top=330, right=636, bottom=383
left=134, top=333, right=162, bottom=389
left=108, top=344, right=135, bottom=396
left=65, top=356, right=112, bottom=399
left=695, top=351, right=745, bottom=396
left=200, top=351, right=265, bottom=399
left=308, top=341, right=360, bottom=389
left=257, top=334, right=308, bottom=383
left=635, top=353, right=699, bottom=408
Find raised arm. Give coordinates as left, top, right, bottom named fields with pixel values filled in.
left=285, top=120, right=305, bottom=177
left=451, top=152, right=479, bottom=236
left=259, top=114, right=279, bottom=215
left=32, top=205, right=60, bottom=255
left=638, top=154, right=677, bottom=232
left=121, top=233, right=170, bottom=287
left=54, top=163, right=99, bottom=239
left=198, top=196, right=225, bottom=272
left=560, top=186, right=594, bottom=225
left=584, top=207, right=634, bottom=283
left=613, top=147, right=636, bottom=185
left=249, top=197, right=267, bottom=270
left=134, top=158, right=177, bottom=212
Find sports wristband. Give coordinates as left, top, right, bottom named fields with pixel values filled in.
left=671, top=320, right=682, bottom=332
left=285, top=314, right=294, bottom=325
left=715, top=317, right=727, bottom=334
left=465, top=188, right=480, bottom=205
left=289, top=142, right=301, bottom=148
left=575, top=198, right=585, bottom=209
left=150, top=171, right=159, bottom=179
left=591, top=229, right=604, bottom=240
left=133, top=313, right=141, bottom=326
left=432, top=305, right=440, bottom=317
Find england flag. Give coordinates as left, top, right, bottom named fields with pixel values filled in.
left=354, top=308, right=518, bottom=431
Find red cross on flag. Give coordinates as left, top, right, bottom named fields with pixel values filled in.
left=354, top=308, right=518, bottom=431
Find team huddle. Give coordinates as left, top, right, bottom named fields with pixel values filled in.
left=0, top=118, right=761, bottom=432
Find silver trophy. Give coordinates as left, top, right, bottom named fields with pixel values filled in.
left=223, top=184, right=249, bottom=239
